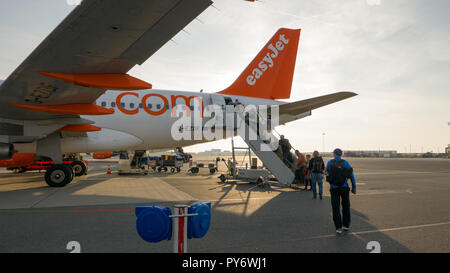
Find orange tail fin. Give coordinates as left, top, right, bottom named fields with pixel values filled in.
left=218, top=28, right=301, bottom=100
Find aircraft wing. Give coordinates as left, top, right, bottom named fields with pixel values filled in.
left=278, top=92, right=357, bottom=124
left=0, top=0, right=212, bottom=121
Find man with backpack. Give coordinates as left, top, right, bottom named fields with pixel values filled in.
left=326, top=148, right=356, bottom=235
left=309, top=151, right=325, bottom=199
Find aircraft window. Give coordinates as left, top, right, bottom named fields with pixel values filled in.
left=139, top=103, right=143, bottom=109
left=130, top=103, right=135, bottom=108
left=101, top=102, right=106, bottom=107
left=111, top=102, right=116, bottom=108
left=190, top=106, right=194, bottom=111
left=165, top=105, right=169, bottom=110
left=157, top=104, right=161, bottom=110
left=121, top=103, right=125, bottom=108
left=148, top=104, right=152, bottom=109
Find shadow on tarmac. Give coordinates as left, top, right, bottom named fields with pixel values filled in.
left=0, top=163, right=413, bottom=253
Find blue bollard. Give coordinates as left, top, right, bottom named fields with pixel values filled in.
left=187, top=201, right=211, bottom=239
left=135, top=206, right=172, bottom=243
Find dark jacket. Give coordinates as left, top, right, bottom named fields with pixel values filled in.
left=278, top=139, right=291, bottom=154
left=309, top=156, right=325, bottom=173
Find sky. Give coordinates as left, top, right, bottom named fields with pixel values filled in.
left=0, top=0, right=449, bottom=153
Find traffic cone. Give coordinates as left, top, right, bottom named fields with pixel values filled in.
left=107, top=165, right=112, bottom=175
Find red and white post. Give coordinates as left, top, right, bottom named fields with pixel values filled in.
left=170, top=204, right=198, bottom=253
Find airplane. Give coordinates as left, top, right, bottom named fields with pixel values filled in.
left=0, top=0, right=356, bottom=187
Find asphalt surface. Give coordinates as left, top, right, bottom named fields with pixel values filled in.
left=0, top=157, right=449, bottom=253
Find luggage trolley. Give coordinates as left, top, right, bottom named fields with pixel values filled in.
left=148, top=156, right=160, bottom=171
left=155, top=154, right=184, bottom=173
left=189, top=160, right=219, bottom=175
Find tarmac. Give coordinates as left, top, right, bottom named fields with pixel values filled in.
left=0, top=157, right=449, bottom=253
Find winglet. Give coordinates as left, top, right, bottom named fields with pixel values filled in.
left=218, top=28, right=301, bottom=100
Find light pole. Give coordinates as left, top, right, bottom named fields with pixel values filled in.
left=322, top=133, right=326, bottom=153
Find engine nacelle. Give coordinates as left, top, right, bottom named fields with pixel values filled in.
left=13, top=129, right=143, bottom=155
left=61, top=128, right=143, bottom=153
left=0, top=143, right=14, bottom=160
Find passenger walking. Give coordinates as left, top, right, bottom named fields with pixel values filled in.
left=309, top=151, right=325, bottom=199
left=304, top=154, right=312, bottom=191
left=326, top=148, right=356, bottom=235
left=279, top=135, right=292, bottom=165
left=294, top=150, right=306, bottom=185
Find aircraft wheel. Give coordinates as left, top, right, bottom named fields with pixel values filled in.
left=164, top=167, right=168, bottom=172
left=176, top=167, right=181, bottom=173
left=45, top=164, right=73, bottom=187
left=171, top=168, right=175, bottom=173
left=157, top=167, right=162, bottom=173
left=71, top=160, right=87, bottom=177
left=209, top=168, right=216, bottom=175
left=256, top=177, right=264, bottom=186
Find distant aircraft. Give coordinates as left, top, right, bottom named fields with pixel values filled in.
left=0, top=0, right=356, bottom=187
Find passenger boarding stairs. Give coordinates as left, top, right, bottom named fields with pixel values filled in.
left=235, top=109, right=297, bottom=186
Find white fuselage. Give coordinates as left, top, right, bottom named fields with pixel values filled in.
left=54, top=89, right=286, bottom=153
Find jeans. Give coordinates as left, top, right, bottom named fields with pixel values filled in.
left=311, top=173, right=323, bottom=198
left=330, top=187, right=351, bottom=229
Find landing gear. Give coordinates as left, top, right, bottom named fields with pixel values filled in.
left=45, top=164, right=74, bottom=187
left=71, top=160, right=87, bottom=177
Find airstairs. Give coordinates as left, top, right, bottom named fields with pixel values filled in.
left=235, top=108, right=297, bottom=186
